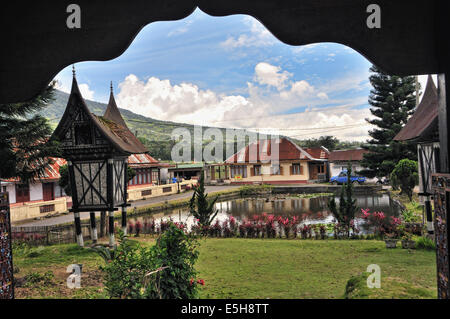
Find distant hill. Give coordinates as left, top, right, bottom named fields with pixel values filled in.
left=42, top=89, right=254, bottom=143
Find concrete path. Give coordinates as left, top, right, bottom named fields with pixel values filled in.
left=14, top=185, right=240, bottom=227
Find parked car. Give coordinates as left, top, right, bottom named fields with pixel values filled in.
left=330, top=170, right=366, bottom=185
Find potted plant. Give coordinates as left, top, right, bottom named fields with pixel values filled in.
left=401, top=231, right=415, bottom=249
left=384, top=232, right=398, bottom=248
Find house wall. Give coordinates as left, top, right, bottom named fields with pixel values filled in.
left=29, top=182, right=43, bottom=201
left=3, top=183, right=16, bottom=204
left=227, top=161, right=310, bottom=184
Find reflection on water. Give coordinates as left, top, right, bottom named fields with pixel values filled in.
left=131, top=193, right=401, bottom=232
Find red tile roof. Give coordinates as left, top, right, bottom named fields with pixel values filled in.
left=225, top=137, right=328, bottom=163
left=329, top=149, right=368, bottom=162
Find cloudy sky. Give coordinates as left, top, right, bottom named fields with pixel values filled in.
left=54, top=9, right=435, bottom=142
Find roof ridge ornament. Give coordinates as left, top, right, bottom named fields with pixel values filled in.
left=72, top=64, right=76, bottom=78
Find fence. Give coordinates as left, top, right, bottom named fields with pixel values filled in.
left=11, top=220, right=99, bottom=245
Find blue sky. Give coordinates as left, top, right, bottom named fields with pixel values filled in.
left=54, top=8, right=426, bottom=142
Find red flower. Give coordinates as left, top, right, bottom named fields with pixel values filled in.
left=197, top=279, right=205, bottom=286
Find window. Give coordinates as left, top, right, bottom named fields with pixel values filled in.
left=152, top=169, right=159, bottom=184
left=338, top=172, right=347, bottom=177
left=15, top=184, right=30, bottom=203
left=291, top=163, right=302, bottom=175
left=253, top=165, right=262, bottom=176
left=231, top=165, right=247, bottom=178
left=271, top=164, right=281, bottom=175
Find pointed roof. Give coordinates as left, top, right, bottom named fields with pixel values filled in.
left=104, top=82, right=128, bottom=128
left=394, top=75, right=438, bottom=142
left=52, top=74, right=148, bottom=155
left=102, top=82, right=148, bottom=154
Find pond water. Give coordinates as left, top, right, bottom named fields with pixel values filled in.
left=130, top=193, right=401, bottom=234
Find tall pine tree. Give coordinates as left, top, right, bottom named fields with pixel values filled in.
left=0, top=82, right=60, bottom=182
left=359, top=65, right=418, bottom=179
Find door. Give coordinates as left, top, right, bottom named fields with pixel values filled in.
left=15, top=184, right=30, bottom=203
left=42, top=182, right=55, bottom=201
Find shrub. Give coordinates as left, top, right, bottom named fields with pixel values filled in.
left=390, top=159, right=419, bottom=201
left=146, top=223, right=200, bottom=299
left=95, top=224, right=200, bottom=299
left=416, top=236, right=436, bottom=250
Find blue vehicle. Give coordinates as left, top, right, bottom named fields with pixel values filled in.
left=330, top=170, right=366, bottom=185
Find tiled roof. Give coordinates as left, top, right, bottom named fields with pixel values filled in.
left=225, top=137, right=328, bottom=163
left=329, top=149, right=368, bottom=162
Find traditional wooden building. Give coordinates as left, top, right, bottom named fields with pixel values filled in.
left=225, top=137, right=329, bottom=184
left=394, top=75, right=439, bottom=235
left=51, top=71, right=149, bottom=246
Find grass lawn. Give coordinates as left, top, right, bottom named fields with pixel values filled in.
left=12, top=238, right=437, bottom=299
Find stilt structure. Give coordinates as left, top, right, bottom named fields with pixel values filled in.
left=51, top=69, right=148, bottom=247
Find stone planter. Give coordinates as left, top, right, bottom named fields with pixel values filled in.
left=385, top=239, right=398, bottom=248
left=401, top=240, right=416, bottom=249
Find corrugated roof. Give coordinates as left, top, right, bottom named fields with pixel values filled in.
left=225, top=137, right=328, bottom=163
left=329, top=149, right=369, bottom=162
left=1, top=157, right=67, bottom=182
left=394, top=75, right=438, bottom=142
left=127, top=153, right=160, bottom=167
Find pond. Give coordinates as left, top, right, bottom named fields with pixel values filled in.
left=129, top=192, right=402, bottom=235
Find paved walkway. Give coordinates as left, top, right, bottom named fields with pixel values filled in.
left=14, top=185, right=240, bottom=227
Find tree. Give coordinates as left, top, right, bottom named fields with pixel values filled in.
left=390, top=159, right=419, bottom=201
left=188, top=171, right=218, bottom=230
left=0, top=83, right=60, bottom=182
left=359, top=65, right=418, bottom=179
left=328, top=162, right=358, bottom=237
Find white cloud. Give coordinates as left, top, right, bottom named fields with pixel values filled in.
left=168, top=20, right=193, bottom=37
left=115, top=63, right=372, bottom=141
left=254, top=62, right=291, bottom=90
left=54, top=78, right=94, bottom=100
left=116, top=74, right=251, bottom=126
left=78, top=83, right=94, bottom=100
left=220, top=16, right=275, bottom=49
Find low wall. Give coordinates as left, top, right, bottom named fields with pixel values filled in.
left=127, top=180, right=198, bottom=202
left=10, top=197, right=68, bottom=223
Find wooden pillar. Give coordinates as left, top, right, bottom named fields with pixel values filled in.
left=435, top=72, right=450, bottom=298
left=89, top=212, right=98, bottom=244
left=108, top=210, right=115, bottom=247
left=121, top=206, right=127, bottom=235
left=100, top=211, right=106, bottom=238
left=73, top=211, right=84, bottom=247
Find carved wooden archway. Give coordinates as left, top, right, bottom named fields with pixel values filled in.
left=1, top=0, right=450, bottom=298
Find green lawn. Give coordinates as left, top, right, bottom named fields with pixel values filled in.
left=12, top=238, right=437, bottom=299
